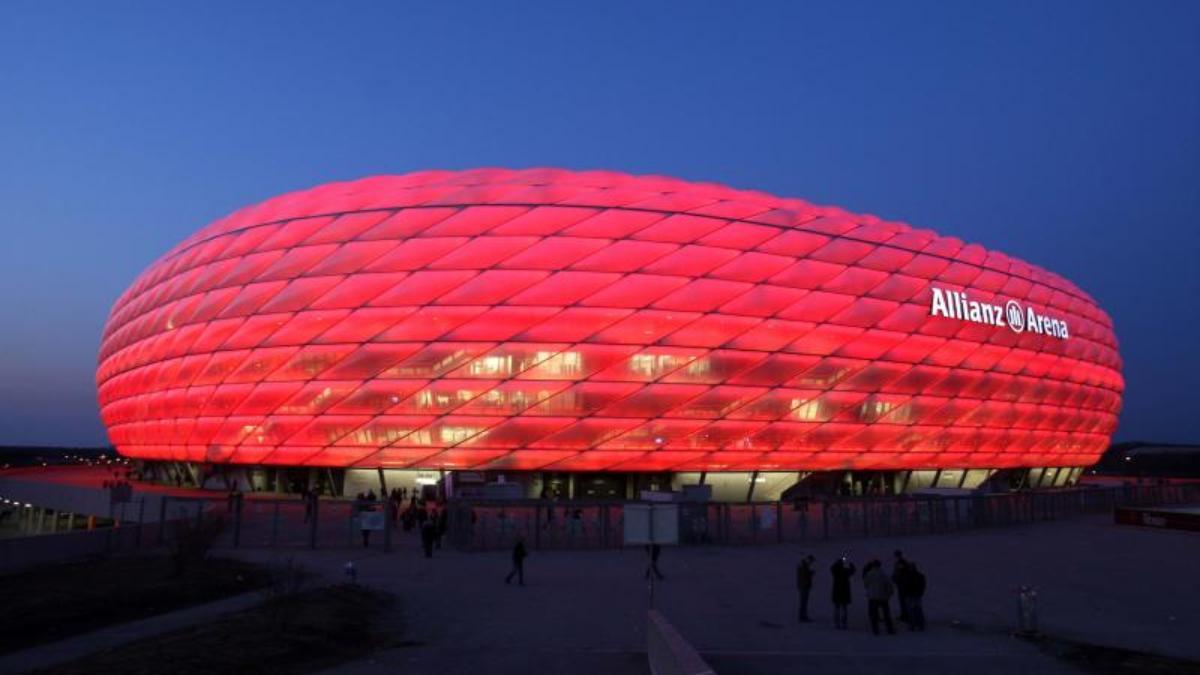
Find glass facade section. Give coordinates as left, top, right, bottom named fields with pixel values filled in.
left=97, top=168, right=1123, bottom=471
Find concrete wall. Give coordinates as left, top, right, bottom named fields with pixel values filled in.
left=0, top=525, right=151, bottom=575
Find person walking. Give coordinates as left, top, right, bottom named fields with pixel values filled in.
left=830, top=555, right=856, bottom=629
left=863, top=560, right=896, bottom=635
left=506, top=537, right=528, bottom=586
left=796, top=555, right=815, bottom=622
left=645, top=544, right=665, bottom=581
left=358, top=496, right=375, bottom=548
left=906, top=563, right=927, bottom=631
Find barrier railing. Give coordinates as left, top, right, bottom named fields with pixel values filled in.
left=0, top=496, right=219, bottom=574
left=445, top=483, right=1200, bottom=551
left=45, top=483, right=1187, bottom=556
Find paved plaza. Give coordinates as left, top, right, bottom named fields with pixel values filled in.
left=219, top=514, right=1199, bottom=675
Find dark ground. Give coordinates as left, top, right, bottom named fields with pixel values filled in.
left=33, top=583, right=396, bottom=675
left=0, top=553, right=269, bottom=654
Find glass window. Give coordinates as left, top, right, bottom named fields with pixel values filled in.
left=906, top=470, right=938, bottom=490
left=935, top=469, right=964, bottom=488
left=962, top=469, right=994, bottom=489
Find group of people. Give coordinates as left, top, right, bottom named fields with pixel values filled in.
left=797, top=549, right=927, bottom=634
left=348, top=488, right=451, bottom=557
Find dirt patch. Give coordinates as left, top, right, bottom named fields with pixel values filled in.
left=0, top=553, right=270, bottom=654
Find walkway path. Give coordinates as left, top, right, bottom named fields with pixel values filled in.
left=3, top=512, right=1195, bottom=674
left=222, top=513, right=1199, bottom=675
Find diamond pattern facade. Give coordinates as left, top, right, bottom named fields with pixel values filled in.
left=96, top=168, right=1123, bottom=472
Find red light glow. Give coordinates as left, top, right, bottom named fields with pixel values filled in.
left=96, top=169, right=1123, bottom=471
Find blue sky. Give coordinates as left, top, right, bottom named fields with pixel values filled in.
left=0, top=0, right=1197, bottom=446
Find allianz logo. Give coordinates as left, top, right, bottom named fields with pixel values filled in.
left=928, top=286, right=1069, bottom=340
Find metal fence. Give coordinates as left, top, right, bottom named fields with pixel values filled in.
left=0, top=496, right=217, bottom=573
left=202, top=496, right=428, bottom=553
left=131, top=483, right=1200, bottom=553
left=445, top=483, right=1200, bottom=551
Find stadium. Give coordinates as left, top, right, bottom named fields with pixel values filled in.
left=96, top=168, right=1123, bottom=501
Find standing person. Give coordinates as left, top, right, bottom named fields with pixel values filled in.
left=906, top=563, right=927, bottom=631
left=892, top=550, right=910, bottom=624
left=796, top=555, right=815, bottom=622
left=505, top=537, right=528, bottom=586
left=645, top=544, right=665, bottom=581
left=830, top=555, right=856, bottom=629
left=389, top=488, right=402, bottom=525
left=863, top=560, right=896, bottom=635
left=420, top=518, right=436, bottom=558
left=359, top=496, right=375, bottom=548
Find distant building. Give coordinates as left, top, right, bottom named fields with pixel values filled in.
left=1094, top=442, right=1200, bottom=479
left=95, top=169, right=1123, bottom=499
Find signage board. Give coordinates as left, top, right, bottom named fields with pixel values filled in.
left=624, top=503, right=679, bottom=545
left=359, top=511, right=385, bottom=531
left=929, top=286, right=1069, bottom=339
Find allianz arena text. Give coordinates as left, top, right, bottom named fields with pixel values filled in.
left=96, top=169, right=1123, bottom=486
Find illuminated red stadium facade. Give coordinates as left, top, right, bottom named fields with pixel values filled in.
left=97, top=169, right=1122, bottom=498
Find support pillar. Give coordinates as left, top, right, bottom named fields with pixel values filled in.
left=746, top=471, right=759, bottom=502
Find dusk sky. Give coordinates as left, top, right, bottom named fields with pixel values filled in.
left=0, top=1, right=1197, bottom=447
